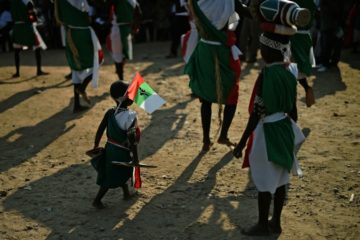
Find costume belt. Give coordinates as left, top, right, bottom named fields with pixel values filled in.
left=116, top=22, right=131, bottom=26
left=296, top=30, right=310, bottom=35
left=263, top=112, right=287, bottom=123
left=200, top=38, right=221, bottom=45
left=107, top=138, right=129, bottom=150
left=265, top=62, right=287, bottom=67
left=67, top=25, right=91, bottom=30
left=200, top=38, right=242, bottom=60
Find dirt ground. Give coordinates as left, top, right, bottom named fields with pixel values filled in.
left=0, top=42, right=359, bottom=240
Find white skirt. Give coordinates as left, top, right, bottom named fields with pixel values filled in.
left=249, top=113, right=305, bottom=194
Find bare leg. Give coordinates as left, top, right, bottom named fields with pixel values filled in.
left=35, top=49, right=48, bottom=76
left=299, top=78, right=315, bottom=107
left=201, top=100, right=212, bottom=151
left=269, top=185, right=286, bottom=234
left=218, top=104, right=236, bottom=145
left=115, top=62, right=124, bottom=80
left=122, top=184, right=131, bottom=200
left=73, top=84, right=89, bottom=113
left=93, top=187, right=109, bottom=209
left=75, top=75, right=92, bottom=104
left=13, top=49, right=20, bottom=78
left=242, top=191, right=271, bottom=236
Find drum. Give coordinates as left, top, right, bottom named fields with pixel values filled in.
left=251, top=0, right=310, bottom=27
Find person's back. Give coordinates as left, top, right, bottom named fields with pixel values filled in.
left=56, top=0, right=91, bottom=27
left=91, top=81, right=141, bottom=209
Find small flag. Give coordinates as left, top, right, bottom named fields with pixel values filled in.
left=127, top=72, right=166, bottom=113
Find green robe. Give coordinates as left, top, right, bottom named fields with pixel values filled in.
left=97, top=111, right=133, bottom=188
left=184, top=0, right=236, bottom=104
left=290, top=0, right=316, bottom=76
left=55, top=0, right=94, bottom=70
left=262, top=64, right=297, bottom=171
left=11, top=0, right=36, bottom=47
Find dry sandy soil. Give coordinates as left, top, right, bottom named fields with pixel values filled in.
left=0, top=42, right=359, bottom=240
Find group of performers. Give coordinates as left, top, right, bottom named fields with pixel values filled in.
left=10, top=0, right=142, bottom=210
left=184, top=0, right=315, bottom=236
left=10, top=0, right=140, bottom=112
left=10, top=0, right=318, bottom=236
left=11, top=0, right=48, bottom=78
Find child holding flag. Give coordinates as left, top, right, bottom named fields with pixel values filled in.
left=91, top=80, right=141, bottom=209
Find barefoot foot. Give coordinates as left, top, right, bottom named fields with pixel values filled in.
left=242, top=224, right=270, bottom=236
left=92, top=201, right=106, bottom=209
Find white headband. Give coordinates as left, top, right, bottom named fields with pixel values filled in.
left=260, top=34, right=289, bottom=52
left=260, top=34, right=291, bottom=62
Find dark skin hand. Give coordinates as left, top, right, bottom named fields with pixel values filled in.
left=233, top=72, right=263, bottom=159
left=233, top=112, right=259, bottom=158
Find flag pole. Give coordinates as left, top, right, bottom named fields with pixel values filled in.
left=114, top=73, right=137, bottom=115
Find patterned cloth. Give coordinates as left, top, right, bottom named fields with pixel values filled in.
left=244, top=63, right=304, bottom=193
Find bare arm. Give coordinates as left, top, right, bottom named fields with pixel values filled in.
left=233, top=72, right=264, bottom=158
left=94, top=109, right=113, bottom=148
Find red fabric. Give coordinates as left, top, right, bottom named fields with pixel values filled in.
left=135, top=127, right=141, bottom=142
left=133, top=166, right=142, bottom=189
left=242, top=73, right=262, bottom=168
left=34, top=34, right=40, bottom=47
left=181, top=30, right=191, bottom=60
left=106, top=5, right=115, bottom=52
left=226, top=31, right=241, bottom=105
left=127, top=72, right=145, bottom=100
left=242, top=133, right=253, bottom=168
left=260, top=22, right=276, bottom=33
left=344, top=3, right=358, bottom=47
left=106, top=34, right=111, bottom=52
left=28, top=11, right=37, bottom=23
left=98, top=49, right=104, bottom=64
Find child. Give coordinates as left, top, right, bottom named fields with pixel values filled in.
left=91, top=80, right=141, bottom=209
